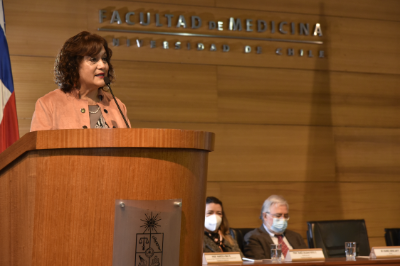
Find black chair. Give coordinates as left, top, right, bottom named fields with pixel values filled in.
left=232, top=228, right=255, bottom=254
left=307, top=219, right=370, bottom=258
left=385, top=228, right=400, bottom=246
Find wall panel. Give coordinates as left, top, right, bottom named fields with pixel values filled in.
left=215, top=0, right=400, bottom=22
left=12, top=56, right=400, bottom=130
left=334, top=127, right=400, bottom=182
left=4, top=0, right=400, bottom=254
left=203, top=124, right=336, bottom=182
left=110, top=0, right=400, bottom=22
left=112, top=0, right=216, bottom=7
left=87, top=121, right=400, bottom=183
left=11, top=56, right=219, bottom=130
left=11, top=56, right=55, bottom=120
left=17, top=119, right=32, bottom=137
left=4, top=0, right=400, bottom=74
left=369, top=237, right=386, bottom=248
left=5, top=0, right=88, bottom=56
left=217, top=66, right=400, bottom=127
left=112, top=61, right=219, bottom=123
left=88, top=1, right=400, bottom=74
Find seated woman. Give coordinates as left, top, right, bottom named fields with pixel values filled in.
left=30, top=31, right=130, bottom=131
left=203, top=196, right=243, bottom=257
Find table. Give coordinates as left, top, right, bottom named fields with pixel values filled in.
left=203, top=257, right=400, bottom=266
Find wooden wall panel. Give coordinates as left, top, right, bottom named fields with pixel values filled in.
left=217, top=66, right=400, bottom=127
left=12, top=56, right=400, bottom=133
left=215, top=0, right=400, bottom=22
left=334, top=127, right=400, bottom=182
left=17, top=119, right=32, bottom=138
left=16, top=121, right=400, bottom=185
left=112, top=61, right=218, bottom=123
left=108, top=0, right=400, bottom=22
left=11, top=56, right=218, bottom=134
left=114, top=0, right=216, bottom=7
left=369, top=237, right=386, bottom=248
left=204, top=124, right=336, bottom=182
left=4, top=0, right=400, bottom=254
left=4, top=0, right=88, bottom=57
left=86, top=1, right=400, bottom=74
left=126, top=122, right=400, bottom=183
left=11, top=56, right=55, bottom=120
left=89, top=121, right=336, bottom=182
left=4, top=0, right=400, bottom=74
left=14, top=122, right=337, bottom=183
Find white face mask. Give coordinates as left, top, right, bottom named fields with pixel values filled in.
left=270, top=218, right=288, bottom=234
left=204, top=214, right=222, bottom=232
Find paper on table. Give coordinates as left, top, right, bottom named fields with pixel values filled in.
left=242, top=257, right=263, bottom=263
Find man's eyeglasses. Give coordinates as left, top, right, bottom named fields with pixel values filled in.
left=266, top=212, right=290, bottom=220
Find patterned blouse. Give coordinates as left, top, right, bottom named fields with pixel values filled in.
left=89, top=105, right=109, bottom=128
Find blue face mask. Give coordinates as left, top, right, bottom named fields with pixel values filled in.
left=270, top=218, right=288, bottom=234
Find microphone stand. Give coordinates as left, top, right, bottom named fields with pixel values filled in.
left=104, top=77, right=130, bottom=128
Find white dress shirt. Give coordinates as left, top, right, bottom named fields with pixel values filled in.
left=263, top=223, right=293, bottom=258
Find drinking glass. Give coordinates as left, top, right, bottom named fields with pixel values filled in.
left=271, top=244, right=282, bottom=263
left=345, top=242, right=356, bottom=261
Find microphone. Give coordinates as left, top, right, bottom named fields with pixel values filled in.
left=103, top=77, right=130, bottom=128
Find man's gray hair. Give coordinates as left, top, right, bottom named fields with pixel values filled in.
left=260, top=195, right=289, bottom=219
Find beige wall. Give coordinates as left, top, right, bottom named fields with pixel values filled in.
left=4, top=0, right=400, bottom=247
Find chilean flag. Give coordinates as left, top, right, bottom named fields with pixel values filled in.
left=0, top=0, right=19, bottom=153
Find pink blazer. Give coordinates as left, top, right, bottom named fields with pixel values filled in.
left=30, top=88, right=131, bottom=131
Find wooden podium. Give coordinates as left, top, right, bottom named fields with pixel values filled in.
left=0, top=129, right=215, bottom=266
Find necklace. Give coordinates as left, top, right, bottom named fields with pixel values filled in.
left=89, top=106, right=101, bottom=114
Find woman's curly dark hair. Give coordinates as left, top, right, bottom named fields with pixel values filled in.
left=206, top=196, right=235, bottom=244
left=206, top=197, right=230, bottom=234
left=54, top=31, right=114, bottom=93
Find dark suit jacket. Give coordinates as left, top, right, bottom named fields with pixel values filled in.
left=203, top=230, right=244, bottom=257
left=243, top=225, right=307, bottom=259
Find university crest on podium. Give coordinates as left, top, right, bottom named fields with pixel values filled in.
left=135, top=212, right=164, bottom=266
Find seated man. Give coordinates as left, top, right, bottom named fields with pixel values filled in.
left=243, top=195, right=307, bottom=259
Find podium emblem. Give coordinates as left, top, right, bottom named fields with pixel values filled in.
left=113, top=199, right=181, bottom=266
left=135, top=213, right=164, bottom=266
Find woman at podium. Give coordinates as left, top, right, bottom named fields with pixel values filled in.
left=30, top=31, right=130, bottom=131
left=204, top=196, right=243, bottom=256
